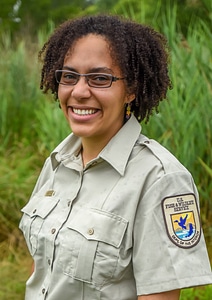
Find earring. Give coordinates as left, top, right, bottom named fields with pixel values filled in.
left=126, top=103, right=131, bottom=119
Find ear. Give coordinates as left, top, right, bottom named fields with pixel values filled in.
left=126, top=93, right=135, bottom=104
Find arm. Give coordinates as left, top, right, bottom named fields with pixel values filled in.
left=138, top=289, right=180, bottom=300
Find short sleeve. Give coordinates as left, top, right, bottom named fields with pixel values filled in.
left=133, top=170, right=212, bottom=295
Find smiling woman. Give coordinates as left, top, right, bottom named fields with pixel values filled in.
left=19, top=14, right=212, bottom=300
left=56, top=33, right=134, bottom=158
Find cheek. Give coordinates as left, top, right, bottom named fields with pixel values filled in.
left=58, top=87, right=64, bottom=102
left=58, top=86, right=63, bottom=102
left=58, top=86, right=71, bottom=103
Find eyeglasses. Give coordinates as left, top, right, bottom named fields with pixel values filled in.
left=55, top=70, right=126, bottom=88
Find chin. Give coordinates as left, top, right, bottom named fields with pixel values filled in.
left=71, top=128, right=93, bottom=138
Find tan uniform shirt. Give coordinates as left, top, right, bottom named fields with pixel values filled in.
left=20, top=115, right=212, bottom=300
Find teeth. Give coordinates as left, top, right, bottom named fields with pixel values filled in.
left=73, top=108, right=97, bottom=115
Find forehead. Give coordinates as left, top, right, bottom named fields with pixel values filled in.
left=66, top=33, right=110, bottom=53
left=63, top=34, right=117, bottom=70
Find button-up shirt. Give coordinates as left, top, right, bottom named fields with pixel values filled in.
left=20, top=115, right=212, bottom=300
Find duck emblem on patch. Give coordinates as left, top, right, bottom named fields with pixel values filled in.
left=162, top=193, right=201, bottom=248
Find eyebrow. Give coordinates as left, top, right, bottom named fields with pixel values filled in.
left=62, top=66, right=114, bottom=74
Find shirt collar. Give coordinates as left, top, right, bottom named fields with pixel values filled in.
left=99, top=115, right=141, bottom=175
left=50, top=134, right=82, bottom=170
left=50, top=114, right=141, bottom=175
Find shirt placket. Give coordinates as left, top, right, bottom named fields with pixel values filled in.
left=38, top=166, right=84, bottom=299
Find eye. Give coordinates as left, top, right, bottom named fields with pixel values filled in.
left=90, top=74, right=111, bottom=82
left=62, top=72, right=78, bottom=81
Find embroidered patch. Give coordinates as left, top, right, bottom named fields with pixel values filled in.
left=162, top=194, right=201, bottom=248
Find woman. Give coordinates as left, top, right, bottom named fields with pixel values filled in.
left=20, top=14, right=212, bottom=300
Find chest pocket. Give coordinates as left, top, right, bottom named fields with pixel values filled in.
left=59, top=208, right=128, bottom=287
left=19, top=195, right=60, bottom=256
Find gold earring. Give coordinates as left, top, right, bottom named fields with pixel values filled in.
left=126, top=103, right=131, bottom=119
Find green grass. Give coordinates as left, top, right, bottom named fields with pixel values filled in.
left=0, top=243, right=32, bottom=300
left=0, top=4, right=211, bottom=299
left=180, top=285, right=212, bottom=300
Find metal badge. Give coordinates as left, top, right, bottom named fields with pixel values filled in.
left=45, top=190, right=55, bottom=197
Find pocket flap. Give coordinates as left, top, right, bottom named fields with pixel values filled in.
left=21, top=195, right=60, bottom=219
left=67, top=208, right=128, bottom=248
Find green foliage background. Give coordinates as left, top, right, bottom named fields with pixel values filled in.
left=0, top=0, right=211, bottom=299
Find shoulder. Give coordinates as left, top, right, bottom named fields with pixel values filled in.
left=130, top=135, right=198, bottom=208
left=134, top=134, right=188, bottom=175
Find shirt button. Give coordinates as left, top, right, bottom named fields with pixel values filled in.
left=42, top=288, right=45, bottom=294
left=48, top=259, right=51, bottom=265
left=88, top=228, right=94, bottom=235
left=51, top=228, right=56, bottom=234
left=32, top=209, right=37, bottom=214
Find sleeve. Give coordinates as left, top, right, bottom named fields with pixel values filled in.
left=132, top=170, right=212, bottom=295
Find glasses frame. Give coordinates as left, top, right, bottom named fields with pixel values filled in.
left=55, top=70, right=126, bottom=88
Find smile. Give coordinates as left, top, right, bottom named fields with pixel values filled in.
left=73, top=108, right=97, bottom=116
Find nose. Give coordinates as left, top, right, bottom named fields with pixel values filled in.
left=71, top=76, right=91, bottom=99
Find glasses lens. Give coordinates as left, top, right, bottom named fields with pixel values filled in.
left=56, top=71, right=78, bottom=85
left=55, top=71, right=113, bottom=87
left=88, top=74, right=112, bottom=87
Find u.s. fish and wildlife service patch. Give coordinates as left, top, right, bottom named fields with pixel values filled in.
left=162, top=193, right=201, bottom=248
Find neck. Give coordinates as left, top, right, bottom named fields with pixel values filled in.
left=80, top=137, right=109, bottom=166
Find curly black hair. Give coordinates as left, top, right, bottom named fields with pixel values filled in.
left=39, top=14, right=172, bottom=122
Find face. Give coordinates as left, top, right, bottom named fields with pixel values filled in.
left=58, top=34, right=134, bottom=145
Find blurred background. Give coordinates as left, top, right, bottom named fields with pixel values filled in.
left=0, top=0, right=211, bottom=299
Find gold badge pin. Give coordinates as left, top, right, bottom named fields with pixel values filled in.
left=45, top=190, right=55, bottom=197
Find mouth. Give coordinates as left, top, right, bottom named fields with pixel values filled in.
left=72, top=108, right=98, bottom=116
